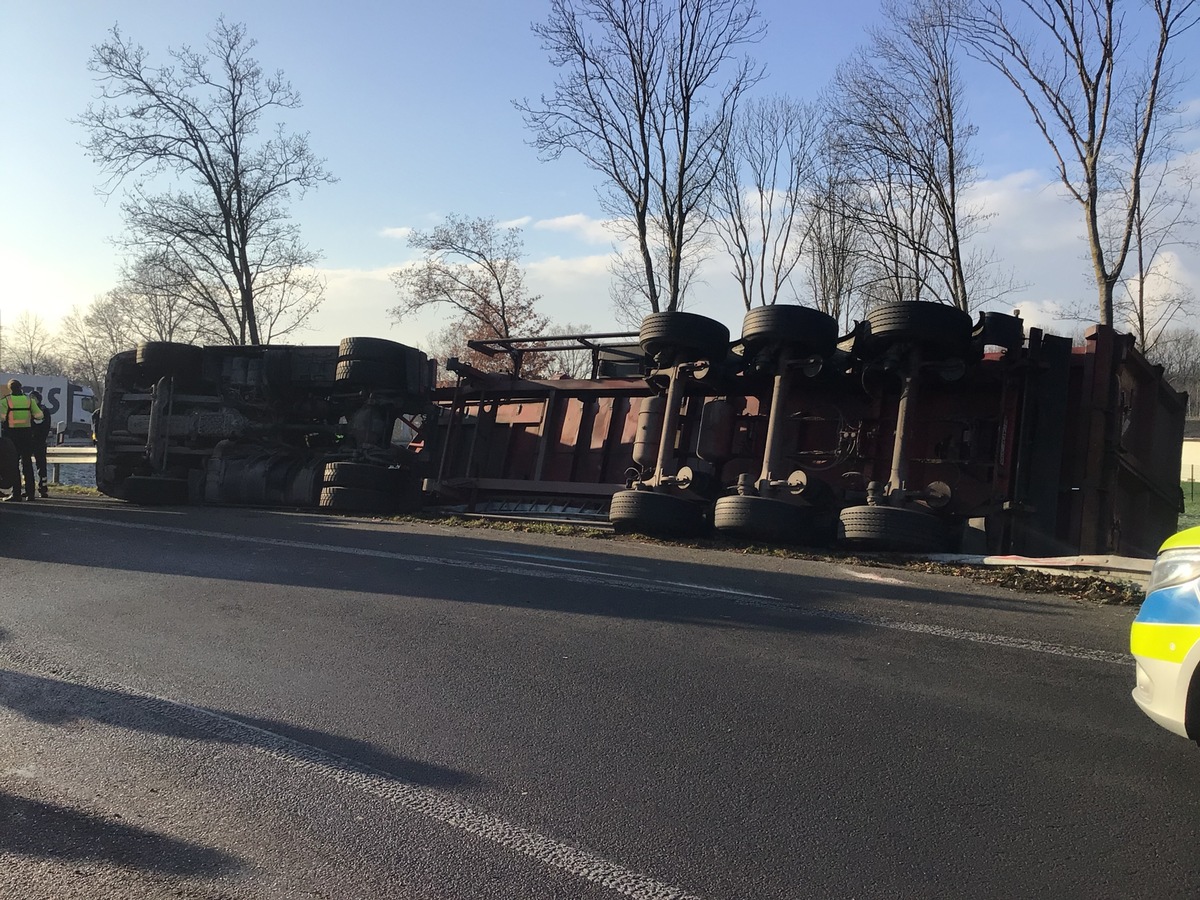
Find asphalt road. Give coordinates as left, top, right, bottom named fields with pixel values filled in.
left=0, top=496, right=1195, bottom=899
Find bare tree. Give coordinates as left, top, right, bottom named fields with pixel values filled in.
left=4, top=313, right=64, bottom=375
left=58, top=303, right=126, bottom=392
left=711, top=95, right=823, bottom=310
left=76, top=18, right=335, bottom=345
left=113, top=254, right=219, bottom=344
left=803, top=151, right=869, bottom=331
left=832, top=0, right=990, bottom=311
left=389, top=216, right=551, bottom=375
left=608, top=243, right=704, bottom=328
left=518, top=0, right=765, bottom=318
left=58, top=255, right=219, bottom=391
left=1112, top=120, right=1198, bottom=352
left=852, top=161, right=943, bottom=306
left=960, top=0, right=1200, bottom=325
left=556, top=323, right=602, bottom=379
left=1148, top=327, right=1200, bottom=417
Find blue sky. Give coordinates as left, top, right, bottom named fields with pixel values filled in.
left=3, top=0, right=1198, bottom=352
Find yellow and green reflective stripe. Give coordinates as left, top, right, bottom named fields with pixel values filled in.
left=1130, top=621, right=1200, bottom=663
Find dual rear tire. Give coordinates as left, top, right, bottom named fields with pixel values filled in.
left=712, top=494, right=826, bottom=545
left=335, top=337, right=429, bottom=397
left=854, top=302, right=973, bottom=360
left=609, top=489, right=710, bottom=538
left=837, top=505, right=946, bottom=553
left=318, top=462, right=402, bottom=515
left=639, top=313, right=730, bottom=367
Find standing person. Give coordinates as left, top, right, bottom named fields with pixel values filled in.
left=0, top=380, right=45, bottom=501
left=28, top=389, right=51, bottom=498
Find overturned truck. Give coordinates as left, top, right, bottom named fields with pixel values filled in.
left=95, top=338, right=434, bottom=515
left=96, top=304, right=1186, bottom=558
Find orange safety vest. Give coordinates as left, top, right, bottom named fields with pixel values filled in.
left=3, top=394, right=43, bottom=429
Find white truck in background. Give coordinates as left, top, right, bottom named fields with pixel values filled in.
left=0, top=373, right=97, bottom=441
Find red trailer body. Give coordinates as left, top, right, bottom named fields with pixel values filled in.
left=423, top=321, right=1185, bottom=557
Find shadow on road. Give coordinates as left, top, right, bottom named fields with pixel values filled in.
left=0, top=786, right=241, bottom=876
left=2, top=503, right=1070, bottom=636
left=0, top=668, right=480, bottom=791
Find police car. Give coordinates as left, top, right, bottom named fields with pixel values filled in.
left=1131, top=526, right=1200, bottom=740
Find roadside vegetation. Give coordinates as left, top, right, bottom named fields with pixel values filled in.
left=1181, top=481, right=1200, bottom=531
left=47, top=485, right=101, bottom=496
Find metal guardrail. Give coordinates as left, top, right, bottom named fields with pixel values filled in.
left=47, top=445, right=98, bottom=465
left=46, top=444, right=97, bottom=484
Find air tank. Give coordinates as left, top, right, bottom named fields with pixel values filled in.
left=633, top=395, right=666, bottom=469
left=697, top=398, right=736, bottom=463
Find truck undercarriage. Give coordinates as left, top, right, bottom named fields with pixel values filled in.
left=94, top=306, right=1187, bottom=559
left=95, top=338, right=433, bottom=515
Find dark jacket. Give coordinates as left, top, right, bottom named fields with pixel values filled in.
left=28, top=394, right=51, bottom=443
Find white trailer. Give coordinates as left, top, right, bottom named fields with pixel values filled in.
left=0, top=373, right=97, bottom=439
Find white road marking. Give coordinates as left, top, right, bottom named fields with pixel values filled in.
left=734, top=598, right=1130, bottom=665
left=19, top=510, right=734, bottom=602
left=24, top=509, right=1130, bottom=669
left=470, top=548, right=651, bottom=571
left=6, top=508, right=1130, bottom=891
left=0, top=644, right=702, bottom=900
left=841, top=568, right=908, bottom=585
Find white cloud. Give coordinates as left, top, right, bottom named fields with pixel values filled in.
left=533, top=213, right=613, bottom=245
left=965, top=166, right=1200, bottom=337
left=499, top=216, right=533, bottom=230
left=1004, top=299, right=1070, bottom=335
left=968, top=170, right=1085, bottom=253
left=379, top=226, right=412, bottom=240
left=299, top=264, right=447, bottom=349
left=1151, top=250, right=1198, bottom=297
left=525, top=253, right=620, bottom=329
left=527, top=253, right=613, bottom=279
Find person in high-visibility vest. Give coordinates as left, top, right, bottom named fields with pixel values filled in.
left=0, top=380, right=45, bottom=501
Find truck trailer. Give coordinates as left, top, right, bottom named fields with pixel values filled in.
left=93, top=307, right=1187, bottom=559
left=0, top=373, right=97, bottom=440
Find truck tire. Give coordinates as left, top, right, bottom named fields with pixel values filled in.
left=854, top=302, right=972, bottom=361
left=319, top=486, right=396, bottom=515
left=608, top=489, right=710, bottom=537
left=323, top=462, right=400, bottom=492
left=837, top=504, right=946, bottom=553
left=136, top=341, right=204, bottom=384
left=337, top=337, right=412, bottom=364
left=335, top=339, right=428, bottom=394
left=335, top=358, right=402, bottom=388
left=740, top=306, right=839, bottom=359
left=286, top=463, right=325, bottom=508
left=121, top=475, right=190, bottom=506
left=712, top=494, right=823, bottom=545
left=638, top=312, right=730, bottom=367
left=107, top=350, right=139, bottom=391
